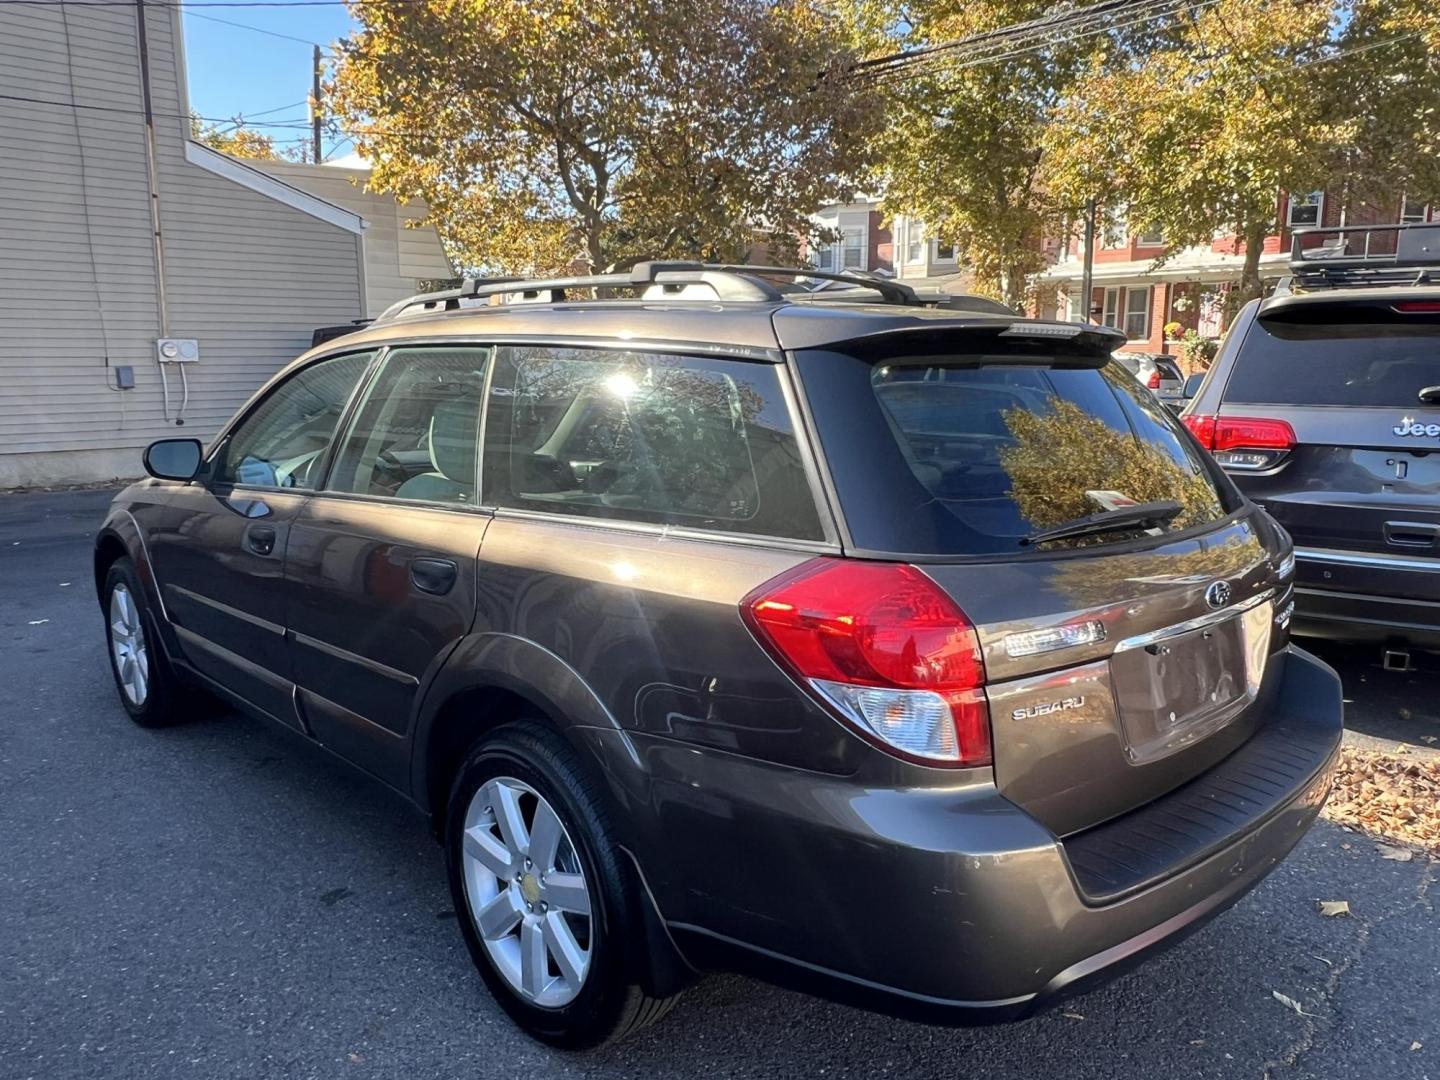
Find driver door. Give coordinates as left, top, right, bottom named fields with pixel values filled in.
left=146, top=348, right=378, bottom=727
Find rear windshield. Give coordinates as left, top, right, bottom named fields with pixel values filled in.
left=796, top=349, right=1236, bottom=556
left=1156, top=357, right=1183, bottom=381
left=1227, top=318, right=1440, bottom=406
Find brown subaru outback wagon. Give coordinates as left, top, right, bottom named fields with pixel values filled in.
left=96, top=264, right=1343, bottom=1048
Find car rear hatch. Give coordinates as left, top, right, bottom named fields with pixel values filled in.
left=784, top=315, right=1292, bottom=837
left=1194, top=294, right=1440, bottom=593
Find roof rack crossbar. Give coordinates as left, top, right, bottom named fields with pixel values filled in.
left=373, top=261, right=928, bottom=324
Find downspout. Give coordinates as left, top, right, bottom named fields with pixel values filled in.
left=134, top=0, right=177, bottom=422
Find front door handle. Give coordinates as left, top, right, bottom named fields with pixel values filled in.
left=410, top=557, right=458, bottom=596
left=246, top=524, right=278, bottom=556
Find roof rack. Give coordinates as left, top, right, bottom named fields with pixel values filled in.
left=1284, top=222, right=1440, bottom=291
left=373, top=261, right=927, bottom=323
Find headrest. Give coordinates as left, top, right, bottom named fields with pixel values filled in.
left=427, top=398, right=478, bottom=487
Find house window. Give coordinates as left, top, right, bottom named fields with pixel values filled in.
left=904, top=221, right=923, bottom=263
left=1287, top=191, right=1324, bottom=228
left=1124, top=286, right=1151, bottom=341
left=841, top=227, right=864, bottom=269
left=1401, top=195, right=1430, bottom=225
left=1101, top=288, right=1121, bottom=329
left=1137, top=226, right=1164, bottom=246
left=813, top=240, right=834, bottom=271
left=934, top=240, right=955, bottom=261
left=1102, top=208, right=1127, bottom=248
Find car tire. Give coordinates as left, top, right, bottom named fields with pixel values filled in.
left=102, top=557, right=190, bottom=728
left=444, top=721, right=680, bottom=1049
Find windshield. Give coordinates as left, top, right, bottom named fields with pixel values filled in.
left=1228, top=318, right=1440, bottom=406
left=796, top=349, right=1237, bottom=556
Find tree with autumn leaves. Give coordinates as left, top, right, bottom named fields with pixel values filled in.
left=330, top=0, right=1438, bottom=294
left=329, top=0, right=879, bottom=275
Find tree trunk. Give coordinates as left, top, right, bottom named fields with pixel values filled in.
left=1236, top=217, right=1269, bottom=304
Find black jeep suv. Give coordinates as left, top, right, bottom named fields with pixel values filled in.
left=1184, top=222, right=1440, bottom=662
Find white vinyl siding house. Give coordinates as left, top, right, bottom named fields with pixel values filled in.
left=255, top=160, right=454, bottom=318
left=0, top=2, right=370, bottom=486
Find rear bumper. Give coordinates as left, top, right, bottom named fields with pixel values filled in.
left=1292, top=546, right=1440, bottom=648
left=647, top=647, right=1342, bottom=1023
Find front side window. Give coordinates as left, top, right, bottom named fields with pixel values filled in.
left=327, top=345, right=490, bottom=503
left=215, top=350, right=376, bottom=489
left=1287, top=191, right=1324, bottom=228
left=483, top=345, right=824, bottom=540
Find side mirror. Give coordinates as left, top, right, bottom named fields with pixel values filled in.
left=1183, top=372, right=1206, bottom=399
left=143, top=438, right=203, bottom=481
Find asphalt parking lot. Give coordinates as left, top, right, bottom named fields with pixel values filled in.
left=2, top=488, right=1437, bottom=1080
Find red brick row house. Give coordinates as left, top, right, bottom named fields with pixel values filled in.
left=1039, top=191, right=1433, bottom=353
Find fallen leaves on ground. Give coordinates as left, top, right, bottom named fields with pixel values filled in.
left=1316, top=900, right=1351, bottom=917
left=1322, top=747, right=1440, bottom=854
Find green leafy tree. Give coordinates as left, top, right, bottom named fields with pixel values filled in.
left=845, top=0, right=1086, bottom=308
left=330, top=0, right=880, bottom=275
left=1040, top=0, right=1440, bottom=305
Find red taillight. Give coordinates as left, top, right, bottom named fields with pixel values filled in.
left=1183, top=414, right=1295, bottom=470
left=741, top=558, right=990, bottom=766
left=1393, top=301, right=1440, bottom=313
left=1147, top=370, right=1161, bottom=389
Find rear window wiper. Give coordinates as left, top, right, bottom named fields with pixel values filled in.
left=1021, top=500, right=1184, bottom=547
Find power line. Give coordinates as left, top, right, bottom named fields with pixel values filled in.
left=183, top=9, right=324, bottom=45
left=851, top=0, right=1205, bottom=84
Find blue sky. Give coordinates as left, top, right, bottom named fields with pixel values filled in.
left=181, top=8, right=360, bottom=161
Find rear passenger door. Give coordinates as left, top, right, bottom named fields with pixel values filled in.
left=282, top=345, right=492, bottom=787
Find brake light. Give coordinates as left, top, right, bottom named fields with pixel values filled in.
left=1183, top=414, right=1295, bottom=470
left=741, top=558, right=990, bottom=766
left=1393, top=301, right=1440, bottom=313
left=1147, top=370, right=1161, bottom=389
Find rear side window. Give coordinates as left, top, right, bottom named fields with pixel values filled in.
left=796, top=349, right=1235, bottom=556
left=1226, top=318, right=1440, bottom=406
left=483, top=345, right=825, bottom=540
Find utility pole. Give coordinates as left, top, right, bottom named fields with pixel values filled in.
left=1079, top=197, right=1097, bottom=322
left=311, top=45, right=323, bottom=164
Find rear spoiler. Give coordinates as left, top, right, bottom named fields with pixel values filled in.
left=780, top=317, right=1126, bottom=366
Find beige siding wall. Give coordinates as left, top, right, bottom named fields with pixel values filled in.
left=256, top=161, right=453, bottom=316
left=0, top=3, right=366, bottom=486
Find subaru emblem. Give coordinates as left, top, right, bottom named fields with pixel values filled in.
left=1205, top=581, right=1232, bottom=609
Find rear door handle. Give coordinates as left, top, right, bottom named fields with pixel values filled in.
left=245, top=524, right=278, bottom=556
left=1383, top=521, right=1439, bottom=549
left=410, top=557, right=458, bottom=596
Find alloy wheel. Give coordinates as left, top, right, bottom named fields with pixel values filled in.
left=109, top=584, right=149, bottom=707
left=460, top=776, right=594, bottom=1008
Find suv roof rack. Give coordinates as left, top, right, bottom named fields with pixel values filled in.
left=373, top=261, right=928, bottom=324
left=1282, top=222, right=1440, bottom=291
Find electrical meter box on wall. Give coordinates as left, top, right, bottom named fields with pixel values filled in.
left=156, top=338, right=199, bottom=363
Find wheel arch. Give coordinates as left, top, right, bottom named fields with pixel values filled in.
left=411, top=632, right=640, bottom=836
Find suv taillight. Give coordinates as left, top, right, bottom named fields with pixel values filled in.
left=1183, top=414, right=1296, bottom=471
left=1147, top=370, right=1161, bottom=389
left=741, top=558, right=991, bottom=767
